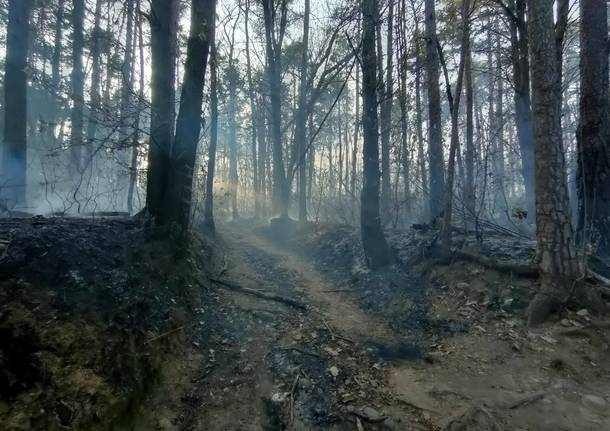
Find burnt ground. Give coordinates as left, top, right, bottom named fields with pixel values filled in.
left=0, top=216, right=209, bottom=430
left=1, top=216, right=609, bottom=430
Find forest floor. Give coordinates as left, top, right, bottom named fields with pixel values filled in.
left=133, top=219, right=610, bottom=431
left=1, top=216, right=609, bottom=430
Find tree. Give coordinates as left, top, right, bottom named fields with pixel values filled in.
left=146, top=0, right=177, bottom=222
left=1, top=0, right=30, bottom=209
left=526, top=0, right=580, bottom=326
left=439, top=0, right=469, bottom=257
left=164, top=0, right=217, bottom=232
left=424, top=0, right=444, bottom=222
left=204, top=41, right=219, bottom=233
left=361, top=0, right=390, bottom=269
left=576, top=0, right=610, bottom=255
left=262, top=0, right=289, bottom=218
left=379, top=0, right=394, bottom=220
left=70, top=0, right=85, bottom=176
left=295, top=0, right=310, bottom=222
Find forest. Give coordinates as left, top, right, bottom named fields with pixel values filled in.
left=0, top=0, right=609, bottom=429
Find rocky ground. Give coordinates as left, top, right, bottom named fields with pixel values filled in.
left=1, top=216, right=608, bottom=430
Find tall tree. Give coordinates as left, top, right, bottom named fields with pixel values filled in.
left=86, top=0, right=103, bottom=151
left=70, top=0, right=85, bottom=176
left=262, top=0, right=289, bottom=218
left=361, top=0, right=390, bottom=268
left=295, top=0, right=310, bottom=222
left=380, top=0, right=394, bottom=220
left=165, top=0, right=217, bottom=231
left=464, top=8, right=475, bottom=219
left=424, top=0, right=444, bottom=222
left=576, top=0, right=610, bottom=255
left=440, top=0, right=469, bottom=257
left=146, top=0, right=177, bottom=222
left=244, top=0, right=260, bottom=217
left=1, top=0, right=30, bottom=208
left=526, top=0, right=580, bottom=325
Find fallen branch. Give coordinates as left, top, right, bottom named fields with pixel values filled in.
left=276, top=346, right=322, bottom=358
left=454, top=250, right=539, bottom=277
left=586, top=269, right=610, bottom=293
left=210, top=278, right=307, bottom=310
left=504, top=391, right=546, bottom=409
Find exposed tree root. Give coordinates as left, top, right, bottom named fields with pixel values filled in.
left=209, top=278, right=308, bottom=310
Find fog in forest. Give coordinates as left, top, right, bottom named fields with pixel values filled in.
left=0, top=0, right=609, bottom=430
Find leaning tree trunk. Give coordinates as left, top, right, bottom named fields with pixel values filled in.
left=1, top=0, right=30, bottom=209
left=576, top=0, right=610, bottom=255
left=165, top=0, right=217, bottom=233
left=527, top=0, right=580, bottom=326
left=361, top=0, right=390, bottom=269
left=424, top=0, right=444, bottom=222
left=204, top=42, right=219, bottom=233
left=146, top=0, right=177, bottom=223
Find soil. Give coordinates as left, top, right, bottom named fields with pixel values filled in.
left=1, top=216, right=609, bottom=430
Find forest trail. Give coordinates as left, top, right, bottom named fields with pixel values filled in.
left=130, top=221, right=610, bottom=431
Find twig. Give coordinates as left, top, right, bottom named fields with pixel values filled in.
left=277, top=346, right=321, bottom=358
left=289, top=369, right=301, bottom=424
left=505, top=391, right=546, bottom=409
left=144, top=325, right=189, bottom=345
left=210, top=278, right=308, bottom=310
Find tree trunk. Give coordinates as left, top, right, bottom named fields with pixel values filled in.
left=165, top=0, right=217, bottom=232
left=380, top=0, right=394, bottom=221
left=86, top=0, right=103, bottom=153
left=296, top=0, right=310, bottom=222
left=527, top=0, right=580, bottom=326
left=464, top=20, right=475, bottom=219
left=146, top=0, right=177, bottom=223
left=361, top=0, right=390, bottom=269
left=127, top=2, right=145, bottom=214
left=440, top=0, right=469, bottom=258
left=70, top=0, right=85, bottom=178
left=204, top=42, right=219, bottom=233
left=262, top=0, right=289, bottom=218
left=118, top=0, right=135, bottom=204
left=244, top=0, right=260, bottom=218
left=424, top=0, right=444, bottom=222
left=577, top=0, right=610, bottom=255
left=1, top=0, right=30, bottom=209
left=507, top=0, right=535, bottom=218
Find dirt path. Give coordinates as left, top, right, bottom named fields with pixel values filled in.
left=130, top=222, right=426, bottom=431
left=130, top=222, right=610, bottom=431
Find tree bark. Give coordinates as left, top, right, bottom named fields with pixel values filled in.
left=527, top=0, right=580, bottom=326
left=1, top=0, right=30, bottom=208
left=361, top=0, right=391, bottom=269
left=577, top=0, right=610, bottom=255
